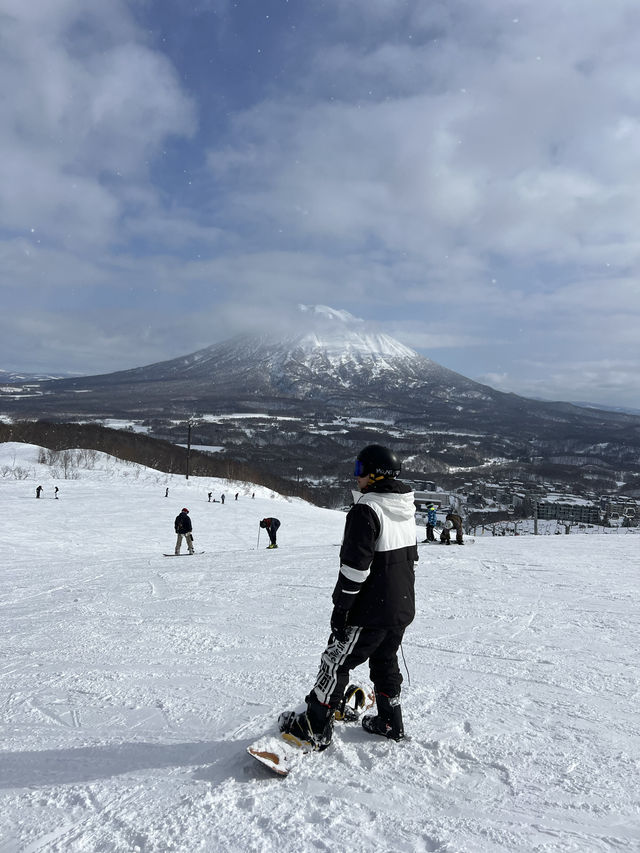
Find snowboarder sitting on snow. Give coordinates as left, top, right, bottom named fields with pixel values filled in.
left=279, top=444, right=418, bottom=751
left=445, top=510, right=464, bottom=545
left=174, top=508, right=194, bottom=555
left=259, top=517, right=280, bottom=549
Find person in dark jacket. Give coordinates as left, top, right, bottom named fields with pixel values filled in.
left=259, top=517, right=281, bottom=548
left=36, top=485, right=43, bottom=498
left=174, top=508, right=194, bottom=555
left=279, top=444, right=417, bottom=750
left=440, top=519, right=453, bottom=544
left=445, top=510, right=464, bottom=544
left=423, top=503, right=437, bottom=542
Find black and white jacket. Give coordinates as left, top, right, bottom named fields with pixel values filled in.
left=333, top=479, right=418, bottom=628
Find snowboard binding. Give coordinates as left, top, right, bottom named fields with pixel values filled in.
left=334, top=683, right=374, bottom=722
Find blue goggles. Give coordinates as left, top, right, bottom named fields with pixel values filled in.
left=354, top=459, right=366, bottom=477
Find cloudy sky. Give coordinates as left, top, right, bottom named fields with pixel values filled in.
left=1, top=0, right=639, bottom=409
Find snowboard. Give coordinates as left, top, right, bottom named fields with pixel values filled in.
left=163, top=551, right=205, bottom=556
left=247, top=683, right=374, bottom=777
left=247, top=733, right=309, bottom=777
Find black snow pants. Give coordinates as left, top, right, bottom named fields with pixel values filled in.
left=310, top=625, right=406, bottom=708
left=268, top=519, right=280, bottom=545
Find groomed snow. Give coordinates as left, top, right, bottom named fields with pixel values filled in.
left=1, top=443, right=638, bottom=852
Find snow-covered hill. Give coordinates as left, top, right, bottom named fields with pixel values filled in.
left=1, top=442, right=638, bottom=851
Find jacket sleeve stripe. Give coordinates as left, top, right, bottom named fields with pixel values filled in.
left=339, top=563, right=370, bottom=584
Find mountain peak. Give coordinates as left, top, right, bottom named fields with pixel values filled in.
left=289, top=304, right=418, bottom=361
left=297, top=304, right=362, bottom=325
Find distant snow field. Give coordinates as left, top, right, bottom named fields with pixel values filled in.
left=1, top=442, right=638, bottom=852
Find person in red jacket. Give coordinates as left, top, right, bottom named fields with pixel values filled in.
left=279, top=444, right=417, bottom=750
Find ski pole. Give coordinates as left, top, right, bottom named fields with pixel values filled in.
left=256, top=526, right=261, bottom=549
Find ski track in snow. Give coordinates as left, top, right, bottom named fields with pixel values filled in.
left=0, top=442, right=639, bottom=852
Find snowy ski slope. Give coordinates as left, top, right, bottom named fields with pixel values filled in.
left=1, top=443, right=638, bottom=852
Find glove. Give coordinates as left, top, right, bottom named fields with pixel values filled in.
left=330, top=605, right=350, bottom=643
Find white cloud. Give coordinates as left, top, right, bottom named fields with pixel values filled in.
left=480, top=360, right=640, bottom=409
left=0, top=0, right=639, bottom=408
left=196, top=0, right=640, bottom=407
left=0, top=1, right=196, bottom=248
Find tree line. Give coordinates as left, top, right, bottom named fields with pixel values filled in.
left=0, top=420, right=311, bottom=499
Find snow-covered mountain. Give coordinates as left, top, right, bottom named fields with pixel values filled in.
left=81, top=303, right=429, bottom=389
left=0, top=368, right=73, bottom=384
left=1, top=305, right=639, bottom=500
left=17, top=303, right=489, bottom=412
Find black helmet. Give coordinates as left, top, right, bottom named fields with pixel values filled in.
left=354, top=444, right=401, bottom=479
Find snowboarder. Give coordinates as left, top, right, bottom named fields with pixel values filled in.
left=174, top=508, right=194, bottom=555
left=279, top=444, right=417, bottom=750
left=208, top=492, right=212, bottom=502
left=235, top=493, right=239, bottom=501
left=165, top=487, right=169, bottom=498
left=221, top=494, right=225, bottom=504
left=36, top=485, right=43, bottom=498
left=260, top=517, right=280, bottom=548
left=423, top=503, right=437, bottom=542
left=54, top=486, right=59, bottom=499
left=445, top=510, right=464, bottom=545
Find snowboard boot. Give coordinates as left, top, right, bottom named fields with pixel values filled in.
left=278, top=696, right=334, bottom=751
left=362, top=692, right=405, bottom=742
